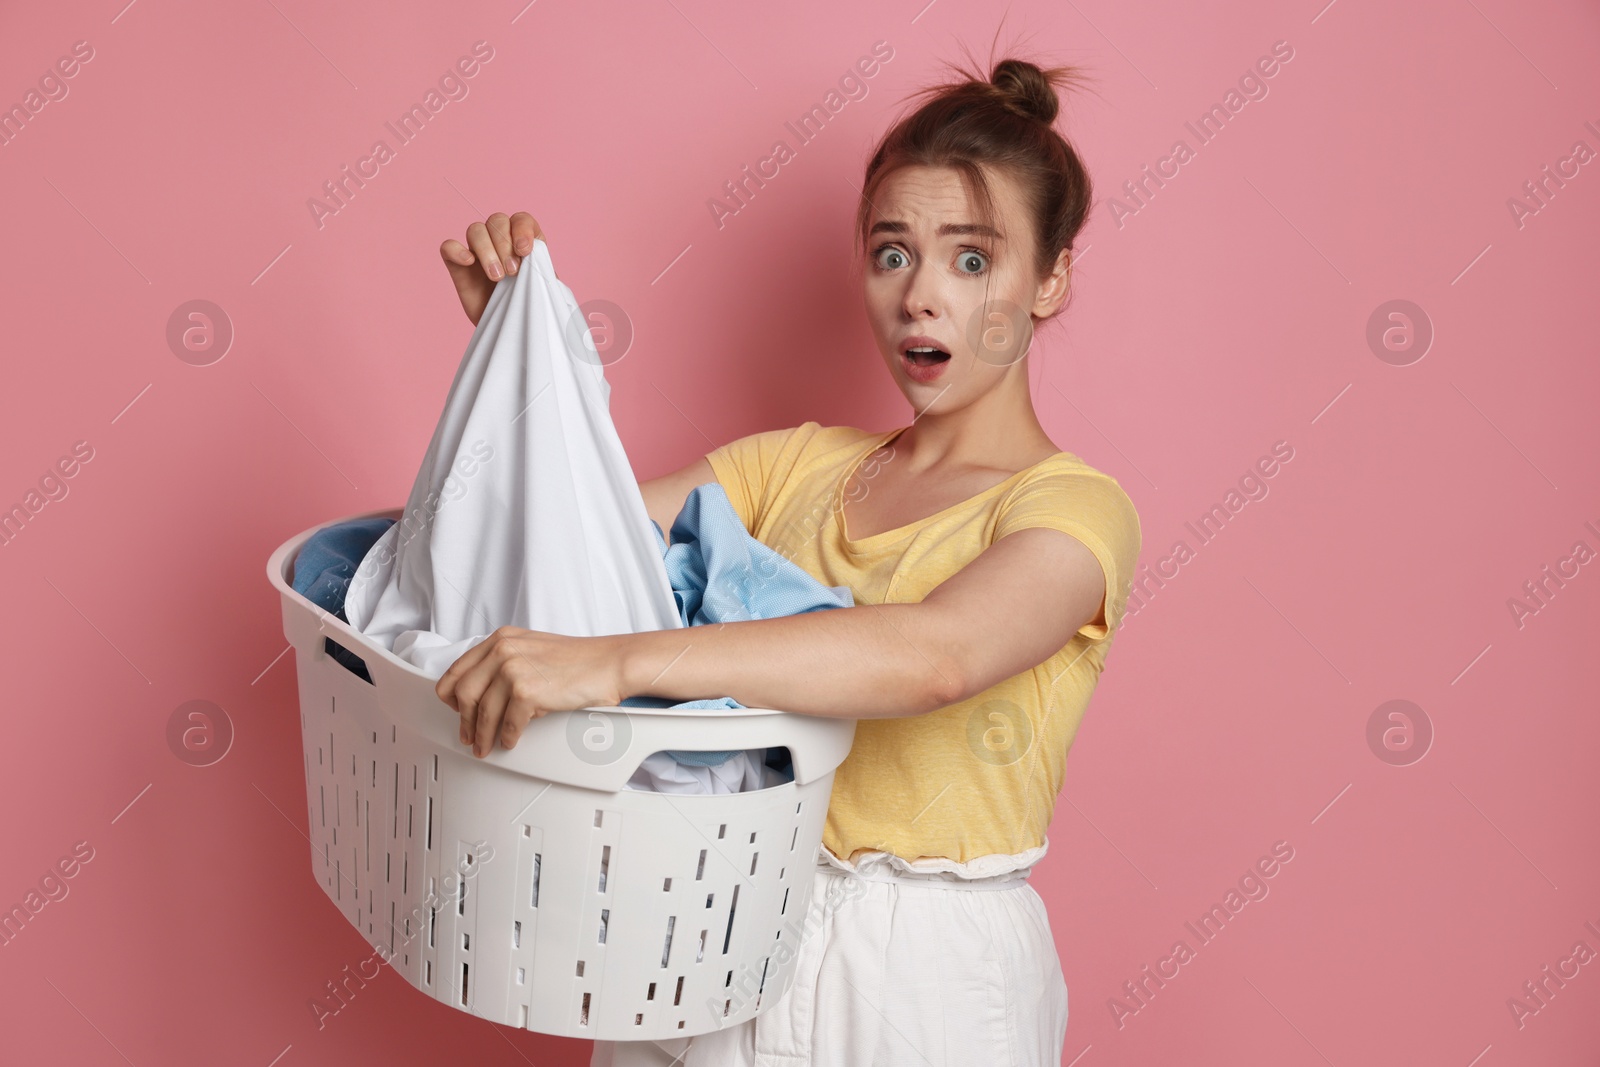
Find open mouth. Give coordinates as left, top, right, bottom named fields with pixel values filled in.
left=903, top=345, right=951, bottom=366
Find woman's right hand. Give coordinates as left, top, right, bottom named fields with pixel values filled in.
left=440, top=211, right=545, bottom=326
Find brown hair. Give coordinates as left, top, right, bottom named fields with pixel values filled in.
left=855, top=52, right=1095, bottom=315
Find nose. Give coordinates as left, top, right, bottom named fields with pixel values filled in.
left=900, top=262, right=940, bottom=320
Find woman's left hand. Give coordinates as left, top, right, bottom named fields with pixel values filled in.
left=436, top=627, right=628, bottom=758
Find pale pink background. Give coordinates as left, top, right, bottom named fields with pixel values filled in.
left=2, top=0, right=1598, bottom=1064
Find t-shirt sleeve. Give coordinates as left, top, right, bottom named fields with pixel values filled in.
left=993, top=468, right=1143, bottom=642
left=704, top=422, right=815, bottom=534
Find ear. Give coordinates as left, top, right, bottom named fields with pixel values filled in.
left=1030, top=247, right=1073, bottom=318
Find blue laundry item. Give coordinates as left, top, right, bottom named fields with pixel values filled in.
left=662, top=482, right=856, bottom=628
left=292, top=518, right=397, bottom=683
left=289, top=483, right=850, bottom=770
left=621, top=481, right=855, bottom=766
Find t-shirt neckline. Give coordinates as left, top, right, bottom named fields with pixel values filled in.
left=834, top=427, right=1067, bottom=549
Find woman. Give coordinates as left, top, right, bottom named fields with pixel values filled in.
left=434, top=55, right=1141, bottom=1067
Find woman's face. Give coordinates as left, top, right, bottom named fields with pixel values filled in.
left=861, top=163, right=1066, bottom=412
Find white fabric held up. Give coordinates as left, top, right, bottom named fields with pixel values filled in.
left=344, top=238, right=683, bottom=678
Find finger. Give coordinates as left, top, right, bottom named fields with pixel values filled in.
left=464, top=221, right=505, bottom=282
left=436, top=656, right=463, bottom=711
left=438, top=237, right=494, bottom=325
left=496, top=668, right=540, bottom=751
left=499, top=687, right=537, bottom=750
left=456, top=672, right=484, bottom=748
left=509, top=211, right=544, bottom=256
left=439, top=237, right=485, bottom=295
left=472, top=669, right=517, bottom=758
left=449, top=659, right=497, bottom=746
left=484, top=212, right=520, bottom=275
left=439, top=630, right=499, bottom=683
left=435, top=633, right=495, bottom=710
left=439, top=237, right=475, bottom=270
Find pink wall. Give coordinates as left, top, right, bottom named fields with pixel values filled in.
left=2, top=0, right=1598, bottom=1063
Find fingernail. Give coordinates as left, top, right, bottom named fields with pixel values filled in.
left=506, top=257, right=518, bottom=274
left=488, top=261, right=502, bottom=280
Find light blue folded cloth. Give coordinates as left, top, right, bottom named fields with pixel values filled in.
left=622, top=481, right=854, bottom=765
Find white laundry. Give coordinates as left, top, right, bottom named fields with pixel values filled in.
left=343, top=238, right=767, bottom=795
left=591, top=843, right=1069, bottom=1066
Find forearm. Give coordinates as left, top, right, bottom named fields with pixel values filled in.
left=614, top=603, right=964, bottom=720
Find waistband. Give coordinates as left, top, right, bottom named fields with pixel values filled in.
left=816, top=858, right=1033, bottom=892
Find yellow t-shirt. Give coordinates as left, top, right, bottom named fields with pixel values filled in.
left=705, top=421, right=1143, bottom=865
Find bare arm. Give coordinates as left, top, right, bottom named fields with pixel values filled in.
left=440, top=523, right=1107, bottom=754
left=614, top=525, right=1108, bottom=720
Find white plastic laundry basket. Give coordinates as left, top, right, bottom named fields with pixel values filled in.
left=267, top=510, right=858, bottom=1041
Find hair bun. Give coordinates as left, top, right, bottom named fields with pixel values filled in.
left=990, top=58, right=1060, bottom=125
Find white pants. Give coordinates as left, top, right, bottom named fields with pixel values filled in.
left=590, top=846, right=1068, bottom=1067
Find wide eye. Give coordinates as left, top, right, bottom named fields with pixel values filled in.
left=874, top=246, right=909, bottom=271
left=956, top=250, right=988, bottom=275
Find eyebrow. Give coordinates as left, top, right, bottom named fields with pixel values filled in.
left=867, top=220, right=1003, bottom=239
